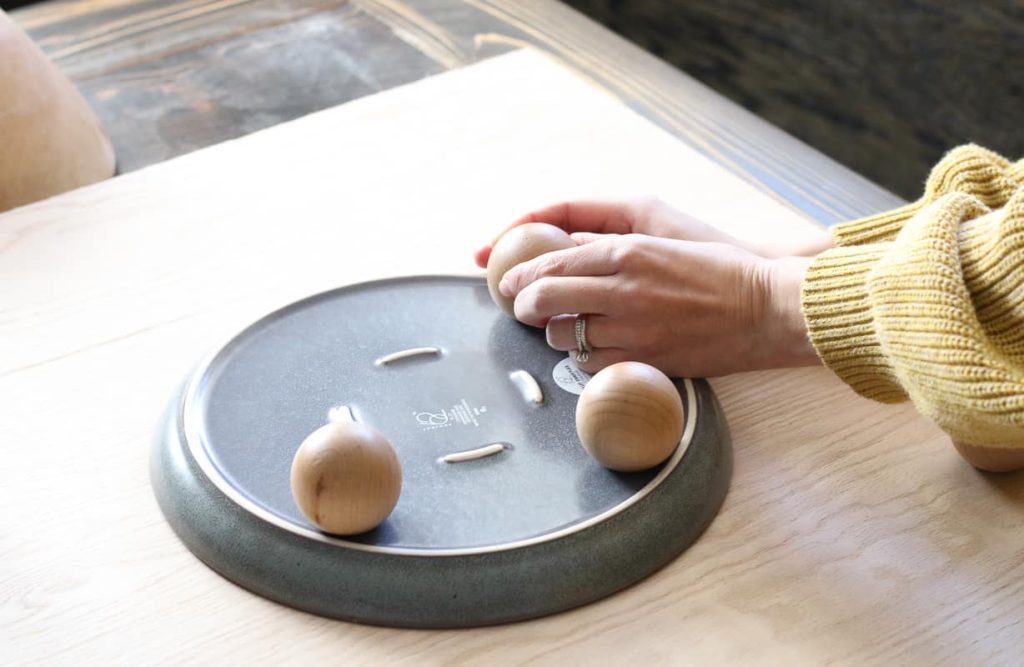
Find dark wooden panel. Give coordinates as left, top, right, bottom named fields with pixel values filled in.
left=564, top=0, right=1024, bottom=199
left=15, top=0, right=460, bottom=171
left=10, top=0, right=904, bottom=225
left=440, top=0, right=904, bottom=221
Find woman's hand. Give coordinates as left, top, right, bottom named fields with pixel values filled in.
left=498, top=233, right=819, bottom=377
left=474, top=198, right=832, bottom=268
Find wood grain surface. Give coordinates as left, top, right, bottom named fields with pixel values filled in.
left=11, top=0, right=904, bottom=225
left=565, top=0, right=1024, bottom=200
left=2, top=50, right=1021, bottom=665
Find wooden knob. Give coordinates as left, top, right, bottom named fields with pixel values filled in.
left=486, top=223, right=574, bottom=315
left=576, top=362, right=684, bottom=472
left=290, top=422, right=402, bottom=535
left=0, top=12, right=115, bottom=212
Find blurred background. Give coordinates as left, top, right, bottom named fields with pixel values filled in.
left=7, top=0, right=1022, bottom=199
left=564, top=1, right=1024, bottom=198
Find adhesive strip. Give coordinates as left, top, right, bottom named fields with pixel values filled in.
left=441, top=443, right=506, bottom=464
left=375, top=346, right=442, bottom=366
left=509, top=369, right=544, bottom=405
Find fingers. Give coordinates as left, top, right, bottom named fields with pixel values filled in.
left=474, top=245, right=491, bottom=268
left=510, top=200, right=640, bottom=236
left=569, top=231, right=611, bottom=246
left=500, top=238, right=620, bottom=299
left=545, top=315, right=639, bottom=373
left=570, top=347, right=632, bottom=374
left=475, top=230, right=611, bottom=268
left=474, top=199, right=643, bottom=268
left=513, top=276, right=613, bottom=327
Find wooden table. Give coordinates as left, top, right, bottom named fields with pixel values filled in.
left=3, top=49, right=1022, bottom=665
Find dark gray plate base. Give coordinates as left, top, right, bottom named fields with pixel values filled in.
left=151, top=276, right=732, bottom=628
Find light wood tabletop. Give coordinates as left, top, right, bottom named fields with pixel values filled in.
left=2, top=50, right=1022, bottom=665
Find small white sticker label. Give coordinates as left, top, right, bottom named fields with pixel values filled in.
left=552, top=356, right=592, bottom=395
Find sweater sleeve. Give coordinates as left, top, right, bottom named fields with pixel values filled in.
left=829, top=144, right=1024, bottom=247
left=802, top=187, right=1024, bottom=449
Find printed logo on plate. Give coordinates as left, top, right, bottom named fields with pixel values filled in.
left=552, top=357, right=592, bottom=395
left=413, top=399, right=488, bottom=431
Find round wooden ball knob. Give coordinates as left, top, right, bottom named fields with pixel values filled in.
left=486, top=222, right=574, bottom=315
left=290, top=421, right=402, bottom=535
left=576, top=362, right=684, bottom=472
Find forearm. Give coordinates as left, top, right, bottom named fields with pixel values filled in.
left=753, top=227, right=834, bottom=259
left=760, top=256, right=820, bottom=368
left=800, top=185, right=1024, bottom=465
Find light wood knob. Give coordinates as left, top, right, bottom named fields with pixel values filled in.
left=486, top=223, right=574, bottom=315
left=290, top=422, right=402, bottom=535
left=0, top=11, right=115, bottom=212
left=576, top=362, right=684, bottom=472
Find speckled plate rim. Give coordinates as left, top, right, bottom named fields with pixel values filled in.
left=177, top=275, right=697, bottom=557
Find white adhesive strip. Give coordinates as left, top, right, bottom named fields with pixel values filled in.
left=374, top=346, right=442, bottom=366
left=441, top=443, right=506, bottom=464
left=509, top=370, right=544, bottom=405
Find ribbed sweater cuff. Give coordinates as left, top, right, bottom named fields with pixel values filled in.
left=831, top=146, right=1024, bottom=248
left=831, top=202, right=921, bottom=246
left=801, top=244, right=908, bottom=402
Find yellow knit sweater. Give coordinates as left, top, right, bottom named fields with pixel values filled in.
left=802, top=145, right=1024, bottom=449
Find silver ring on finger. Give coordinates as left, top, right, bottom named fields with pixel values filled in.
left=574, top=314, right=591, bottom=363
